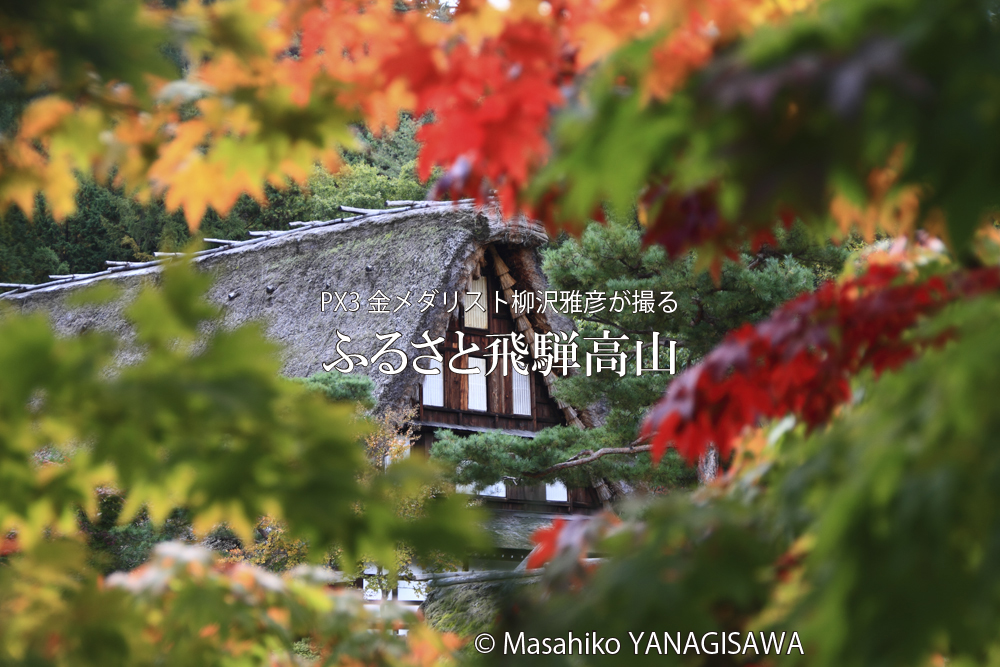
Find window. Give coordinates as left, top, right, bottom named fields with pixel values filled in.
left=467, top=357, right=487, bottom=411
left=480, top=482, right=507, bottom=497
left=422, top=357, right=444, bottom=407
left=512, top=370, right=532, bottom=416
left=456, top=480, right=506, bottom=498
left=464, top=275, right=488, bottom=329
left=545, top=481, right=569, bottom=502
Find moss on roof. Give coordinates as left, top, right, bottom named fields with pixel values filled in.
left=482, top=512, right=566, bottom=551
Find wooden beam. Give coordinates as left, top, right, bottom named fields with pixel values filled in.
left=384, top=198, right=474, bottom=207
left=487, top=245, right=585, bottom=429
left=338, top=205, right=409, bottom=214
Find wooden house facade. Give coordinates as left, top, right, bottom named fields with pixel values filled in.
left=412, top=245, right=598, bottom=512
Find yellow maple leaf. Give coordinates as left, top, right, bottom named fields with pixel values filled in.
left=19, top=97, right=74, bottom=138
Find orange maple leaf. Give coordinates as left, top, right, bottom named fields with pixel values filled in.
left=527, top=517, right=566, bottom=569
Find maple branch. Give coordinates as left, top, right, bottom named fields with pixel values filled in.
left=641, top=265, right=1000, bottom=465
left=523, top=440, right=652, bottom=478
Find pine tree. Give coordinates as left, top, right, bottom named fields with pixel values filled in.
left=432, top=216, right=847, bottom=493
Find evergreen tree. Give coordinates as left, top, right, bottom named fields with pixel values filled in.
left=77, top=494, right=192, bottom=575
left=343, top=114, right=424, bottom=179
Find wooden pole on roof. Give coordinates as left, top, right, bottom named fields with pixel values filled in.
left=487, top=245, right=585, bottom=429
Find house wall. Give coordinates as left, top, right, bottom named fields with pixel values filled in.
left=418, top=252, right=565, bottom=433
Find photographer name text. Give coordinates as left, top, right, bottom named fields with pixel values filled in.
left=473, top=630, right=804, bottom=656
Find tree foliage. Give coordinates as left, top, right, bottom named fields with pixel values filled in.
left=643, top=262, right=1000, bottom=463
left=0, top=126, right=429, bottom=284
left=0, top=261, right=482, bottom=665
left=77, top=493, right=193, bottom=575
left=0, top=0, right=806, bottom=229
left=481, top=287, right=1000, bottom=667
left=432, top=216, right=846, bottom=489
left=1, top=538, right=461, bottom=666
left=4, top=0, right=995, bottom=258
left=221, top=516, right=310, bottom=573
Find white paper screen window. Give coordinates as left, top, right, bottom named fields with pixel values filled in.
left=545, top=481, right=569, bottom=502
left=422, top=357, right=444, bottom=407
left=479, top=482, right=507, bottom=498
left=512, top=370, right=532, bottom=416
left=464, top=276, right=488, bottom=329
left=467, top=357, right=487, bottom=411
left=457, top=481, right=506, bottom=498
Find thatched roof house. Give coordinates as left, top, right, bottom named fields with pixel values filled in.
left=3, top=200, right=608, bottom=616
left=1, top=201, right=598, bottom=514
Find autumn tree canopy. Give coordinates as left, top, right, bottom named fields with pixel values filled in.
left=3, top=0, right=996, bottom=251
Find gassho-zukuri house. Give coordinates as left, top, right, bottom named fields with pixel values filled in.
left=0, top=200, right=604, bottom=605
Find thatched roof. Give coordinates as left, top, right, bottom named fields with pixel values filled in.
left=0, top=201, right=578, bottom=413
left=483, top=511, right=566, bottom=550
left=423, top=577, right=530, bottom=638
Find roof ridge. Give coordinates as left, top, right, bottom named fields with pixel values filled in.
left=0, top=199, right=480, bottom=298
